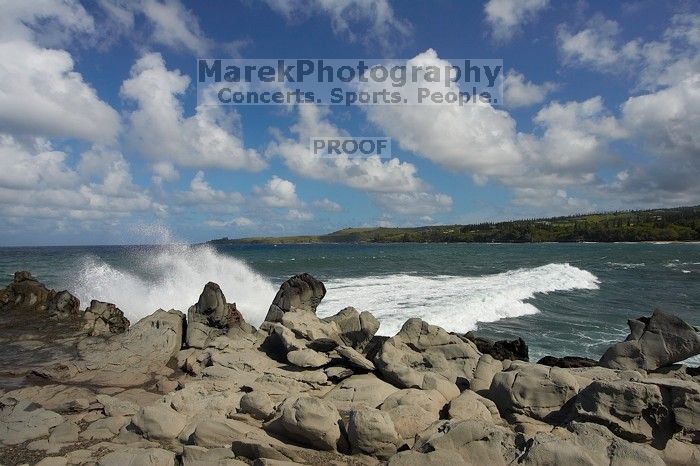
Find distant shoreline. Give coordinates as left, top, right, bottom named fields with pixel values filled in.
left=209, top=205, right=699, bottom=245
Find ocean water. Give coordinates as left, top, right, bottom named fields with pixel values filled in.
left=0, top=241, right=698, bottom=364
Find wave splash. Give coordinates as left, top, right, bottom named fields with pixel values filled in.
left=69, top=243, right=278, bottom=325
left=317, top=263, right=600, bottom=336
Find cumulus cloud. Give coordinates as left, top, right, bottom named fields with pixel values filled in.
left=484, top=0, right=549, bottom=42
left=364, top=49, right=522, bottom=178
left=253, top=176, right=301, bottom=208
left=504, top=70, right=558, bottom=108
left=0, top=1, right=119, bottom=144
left=121, top=53, right=266, bottom=172
left=176, top=171, right=245, bottom=206
left=262, top=0, right=411, bottom=54
left=0, top=134, right=164, bottom=222
left=267, top=104, right=425, bottom=193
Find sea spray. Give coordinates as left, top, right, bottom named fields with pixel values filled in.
left=316, top=263, right=600, bottom=336
left=69, top=243, right=277, bottom=325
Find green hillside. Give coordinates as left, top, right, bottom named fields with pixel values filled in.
left=209, top=206, right=700, bottom=245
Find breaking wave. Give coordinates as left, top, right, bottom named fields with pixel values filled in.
left=69, top=243, right=277, bottom=325
left=317, top=263, right=600, bottom=336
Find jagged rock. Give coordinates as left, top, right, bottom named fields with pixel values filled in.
left=489, top=362, right=579, bottom=421
left=43, top=309, right=185, bottom=387
left=187, top=282, right=253, bottom=349
left=380, top=389, right=446, bottom=444
left=280, top=311, right=342, bottom=346
left=132, top=403, right=188, bottom=440
left=323, top=374, right=399, bottom=415
left=82, top=300, right=130, bottom=336
left=375, top=318, right=481, bottom=390
left=264, top=273, right=326, bottom=323
left=287, top=348, right=331, bottom=368
left=264, top=395, right=342, bottom=451
left=97, top=447, right=175, bottom=466
left=335, top=345, right=375, bottom=371
left=0, top=271, right=53, bottom=310
left=571, top=379, right=670, bottom=443
left=640, top=378, right=700, bottom=442
left=324, top=366, right=354, bottom=382
left=463, top=333, right=529, bottom=361
left=600, top=309, right=700, bottom=371
left=538, top=355, right=598, bottom=368
left=409, top=419, right=519, bottom=466
left=448, top=390, right=502, bottom=424
left=240, top=391, right=275, bottom=420
left=347, top=407, right=402, bottom=459
left=0, top=271, right=81, bottom=321
left=0, top=399, right=64, bottom=445
left=322, top=307, right=380, bottom=352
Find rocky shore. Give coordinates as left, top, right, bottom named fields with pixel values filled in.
left=1, top=270, right=699, bottom=465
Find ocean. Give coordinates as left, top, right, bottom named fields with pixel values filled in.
left=0, top=241, right=698, bottom=364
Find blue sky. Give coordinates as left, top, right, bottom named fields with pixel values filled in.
left=0, top=0, right=698, bottom=245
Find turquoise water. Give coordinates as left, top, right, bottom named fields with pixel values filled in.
left=0, top=242, right=698, bottom=363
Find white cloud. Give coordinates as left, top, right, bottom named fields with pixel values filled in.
left=286, top=209, right=314, bottom=221
left=97, top=0, right=210, bottom=54
left=262, top=0, right=411, bottom=54
left=176, top=171, right=244, bottom=206
left=0, top=134, right=164, bottom=222
left=0, top=0, right=95, bottom=46
left=121, top=53, right=266, bottom=172
left=253, top=176, right=301, bottom=208
left=151, top=162, right=179, bottom=184
left=206, top=217, right=255, bottom=228
left=373, top=192, right=453, bottom=216
left=622, top=75, right=700, bottom=159
left=504, top=70, right=557, bottom=108
left=484, top=0, right=549, bottom=42
left=0, top=40, right=120, bottom=143
left=313, top=198, right=343, bottom=212
left=364, top=50, right=522, bottom=178
left=267, top=104, right=425, bottom=193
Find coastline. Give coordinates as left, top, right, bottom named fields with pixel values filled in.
left=0, top=271, right=698, bottom=465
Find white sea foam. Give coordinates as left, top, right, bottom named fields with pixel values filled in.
left=69, top=243, right=277, bottom=325
left=316, top=263, right=600, bottom=336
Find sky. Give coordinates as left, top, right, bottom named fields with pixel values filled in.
left=0, top=0, right=698, bottom=246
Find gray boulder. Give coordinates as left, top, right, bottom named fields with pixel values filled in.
left=335, top=345, right=375, bottom=371
left=448, top=389, right=502, bottom=424
left=347, top=406, right=402, bottom=459
left=47, top=290, right=81, bottom=319
left=264, top=273, right=326, bottom=323
left=132, top=403, right=188, bottom=440
left=82, top=300, right=130, bottom=336
left=323, top=374, right=399, bottom=415
left=322, top=307, right=380, bottom=352
left=286, top=348, right=331, bottom=368
left=264, top=396, right=342, bottom=450
left=600, top=309, right=700, bottom=371
left=374, top=318, right=481, bottom=390
left=409, top=419, right=519, bottom=466
left=380, top=389, right=446, bottom=444
left=489, top=362, right=580, bottom=421
left=187, top=282, right=253, bottom=349
left=97, top=447, right=175, bottom=466
left=240, top=391, right=275, bottom=420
